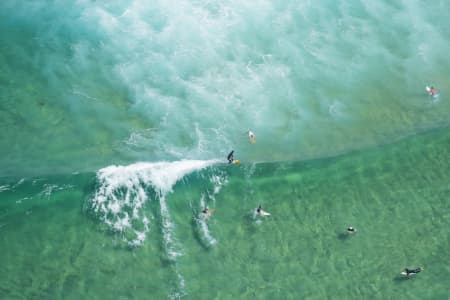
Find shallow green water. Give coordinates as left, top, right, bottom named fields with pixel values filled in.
left=1, top=0, right=450, bottom=299
left=1, top=128, right=449, bottom=299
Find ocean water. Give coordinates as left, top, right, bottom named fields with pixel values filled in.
left=0, top=0, right=449, bottom=299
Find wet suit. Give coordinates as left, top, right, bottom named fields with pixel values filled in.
left=405, top=267, right=422, bottom=276
left=227, top=150, right=234, bottom=164
left=257, top=205, right=262, bottom=214
left=429, top=87, right=437, bottom=96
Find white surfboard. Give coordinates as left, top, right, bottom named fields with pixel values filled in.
left=257, top=209, right=270, bottom=216
left=401, top=271, right=417, bottom=276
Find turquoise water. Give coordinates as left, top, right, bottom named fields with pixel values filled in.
left=1, top=0, right=450, bottom=299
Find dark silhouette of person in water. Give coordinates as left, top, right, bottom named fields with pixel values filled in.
left=347, top=226, right=357, bottom=234
left=429, top=86, right=437, bottom=96
left=403, top=267, right=423, bottom=276
left=227, top=150, right=234, bottom=164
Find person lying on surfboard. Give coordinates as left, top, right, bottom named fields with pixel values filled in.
left=347, top=226, right=357, bottom=234
left=429, top=86, right=437, bottom=95
left=256, top=205, right=270, bottom=216
left=202, top=207, right=214, bottom=216
left=427, top=86, right=437, bottom=96
left=402, top=267, right=423, bottom=276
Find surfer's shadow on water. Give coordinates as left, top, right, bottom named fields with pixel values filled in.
left=336, top=229, right=358, bottom=241
left=189, top=202, right=218, bottom=250
left=336, top=232, right=351, bottom=240
left=190, top=216, right=214, bottom=251
left=407, top=93, right=441, bottom=107
left=392, top=275, right=416, bottom=283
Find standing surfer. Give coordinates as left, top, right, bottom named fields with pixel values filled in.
left=227, top=150, right=240, bottom=164
left=227, top=150, right=234, bottom=164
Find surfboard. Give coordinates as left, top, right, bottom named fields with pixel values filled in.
left=233, top=159, right=240, bottom=164
left=257, top=210, right=270, bottom=216
left=401, top=271, right=417, bottom=276
left=401, top=271, right=418, bottom=276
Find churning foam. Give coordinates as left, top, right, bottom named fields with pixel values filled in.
left=197, top=193, right=217, bottom=246
left=91, top=159, right=218, bottom=247
left=192, top=171, right=228, bottom=247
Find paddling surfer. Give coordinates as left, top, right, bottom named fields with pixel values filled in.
left=256, top=205, right=270, bottom=216
left=402, top=267, right=423, bottom=277
left=428, top=86, right=437, bottom=96
left=202, top=207, right=214, bottom=217
left=347, top=226, right=357, bottom=234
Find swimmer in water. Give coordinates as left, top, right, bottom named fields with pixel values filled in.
left=256, top=205, right=270, bottom=216
left=428, top=86, right=437, bottom=96
left=347, top=226, right=357, bottom=234
left=202, top=207, right=214, bottom=217
left=402, top=267, right=423, bottom=277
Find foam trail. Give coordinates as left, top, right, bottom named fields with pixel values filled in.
left=197, top=193, right=217, bottom=246
left=39, top=184, right=74, bottom=200
left=0, top=185, right=10, bottom=193
left=194, top=172, right=228, bottom=247
left=159, top=194, right=183, bottom=259
left=92, top=159, right=218, bottom=298
left=210, top=172, right=228, bottom=195
left=91, top=159, right=219, bottom=247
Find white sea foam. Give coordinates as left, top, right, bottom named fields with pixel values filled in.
left=159, top=194, right=183, bottom=259
left=124, top=128, right=157, bottom=147
left=38, top=184, right=74, bottom=200
left=0, top=179, right=24, bottom=193
left=3, top=0, right=450, bottom=177
left=197, top=193, right=217, bottom=246
left=211, top=173, right=228, bottom=195
left=193, top=171, right=228, bottom=247
left=91, top=159, right=218, bottom=247
left=92, top=159, right=217, bottom=298
left=0, top=185, right=11, bottom=193
left=12, top=178, right=25, bottom=189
